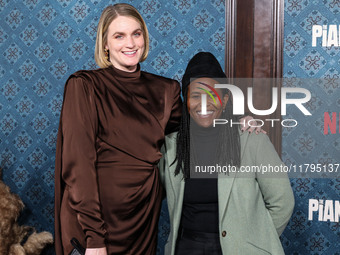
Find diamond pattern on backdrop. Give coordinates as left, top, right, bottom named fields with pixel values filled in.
left=1, top=0, right=339, bottom=254
left=283, top=0, right=340, bottom=254
left=0, top=1, right=225, bottom=254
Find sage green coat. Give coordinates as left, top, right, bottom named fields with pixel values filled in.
left=159, top=131, right=294, bottom=255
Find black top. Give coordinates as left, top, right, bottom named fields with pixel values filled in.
left=181, top=120, right=220, bottom=233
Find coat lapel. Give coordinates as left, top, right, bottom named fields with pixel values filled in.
left=218, top=130, right=249, bottom=222
left=164, top=133, right=185, bottom=252
left=164, top=132, right=185, bottom=197
left=218, top=171, right=236, bottom=222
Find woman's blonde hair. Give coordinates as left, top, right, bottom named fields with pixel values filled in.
left=94, top=3, right=149, bottom=68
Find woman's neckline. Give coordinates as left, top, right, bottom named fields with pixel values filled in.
left=108, top=64, right=141, bottom=80
left=190, top=118, right=221, bottom=138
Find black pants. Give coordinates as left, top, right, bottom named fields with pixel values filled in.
left=175, top=229, right=223, bottom=255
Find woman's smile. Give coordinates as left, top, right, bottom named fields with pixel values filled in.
left=187, top=77, right=229, bottom=128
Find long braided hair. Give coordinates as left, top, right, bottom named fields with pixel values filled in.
left=174, top=86, right=241, bottom=178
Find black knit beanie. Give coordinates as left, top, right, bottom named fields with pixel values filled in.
left=181, top=52, right=227, bottom=93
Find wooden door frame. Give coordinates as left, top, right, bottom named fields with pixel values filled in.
left=225, top=0, right=284, bottom=155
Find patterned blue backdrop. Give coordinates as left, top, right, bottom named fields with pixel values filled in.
left=0, top=0, right=339, bottom=254
left=0, top=0, right=225, bottom=254
left=282, top=0, right=339, bottom=254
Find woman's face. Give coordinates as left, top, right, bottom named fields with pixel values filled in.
left=105, top=15, right=145, bottom=72
left=187, top=77, right=229, bottom=128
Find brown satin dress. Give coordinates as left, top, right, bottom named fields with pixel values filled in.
left=54, top=64, right=182, bottom=255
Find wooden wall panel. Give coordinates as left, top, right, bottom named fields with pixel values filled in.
left=225, top=0, right=284, bottom=155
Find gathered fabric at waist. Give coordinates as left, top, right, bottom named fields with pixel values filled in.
left=97, top=163, right=162, bottom=254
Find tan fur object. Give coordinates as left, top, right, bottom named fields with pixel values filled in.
left=0, top=168, right=54, bottom=255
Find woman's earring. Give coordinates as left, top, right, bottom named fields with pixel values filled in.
left=104, top=48, right=109, bottom=60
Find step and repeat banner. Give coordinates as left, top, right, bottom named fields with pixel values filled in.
left=282, top=1, right=339, bottom=254
left=0, top=0, right=338, bottom=254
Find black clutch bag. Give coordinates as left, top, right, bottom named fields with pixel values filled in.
left=69, top=238, right=85, bottom=255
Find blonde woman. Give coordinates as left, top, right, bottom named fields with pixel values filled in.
left=54, top=4, right=182, bottom=255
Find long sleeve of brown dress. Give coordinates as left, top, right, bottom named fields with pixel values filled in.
left=54, top=64, right=182, bottom=255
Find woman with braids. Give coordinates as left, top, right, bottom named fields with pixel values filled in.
left=160, top=52, right=295, bottom=255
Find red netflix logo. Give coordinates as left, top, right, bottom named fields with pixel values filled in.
left=324, top=112, right=339, bottom=135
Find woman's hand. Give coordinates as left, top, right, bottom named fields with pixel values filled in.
left=85, top=247, right=107, bottom=255
left=240, top=115, right=267, bottom=134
